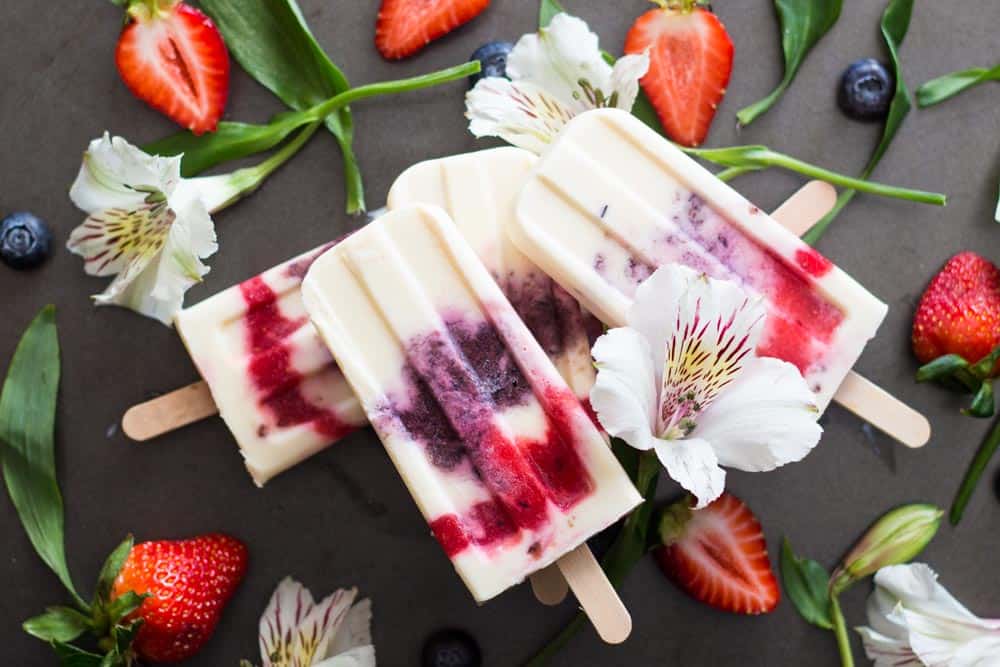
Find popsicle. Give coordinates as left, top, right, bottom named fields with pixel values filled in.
left=171, top=243, right=367, bottom=486
left=387, top=147, right=601, bottom=417
left=300, top=203, right=643, bottom=607
left=511, top=108, right=914, bottom=434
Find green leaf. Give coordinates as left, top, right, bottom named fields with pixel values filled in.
left=779, top=538, right=833, bottom=630
left=963, top=381, right=995, bottom=418
left=0, top=306, right=85, bottom=608
left=51, top=641, right=104, bottom=667
left=915, top=353, right=970, bottom=383
left=951, top=414, right=1000, bottom=525
left=23, top=607, right=91, bottom=643
left=737, top=0, right=843, bottom=126
left=539, top=0, right=566, bottom=27
left=111, top=618, right=143, bottom=655
left=525, top=446, right=659, bottom=665
left=106, top=591, right=147, bottom=627
left=916, top=64, right=1000, bottom=108
left=198, top=0, right=365, bottom=213
left=94, top=536, right=134, bottom=607
left=803, top=0, right=915, bottom=244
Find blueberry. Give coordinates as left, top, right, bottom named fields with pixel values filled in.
left=469, top=41, right=514, bottom=87
left=421, top=628, right=482, bottom=667
left=0, top=212, right=53, bottom=270
left=837, top=58, right=894, bottom=121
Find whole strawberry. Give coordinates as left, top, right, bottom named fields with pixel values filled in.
left=913, top=251, right=1000, bottom=417
left=112, top=534, right=248, bottom=663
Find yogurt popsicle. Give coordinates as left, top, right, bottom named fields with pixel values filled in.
left=388, top=147, right=602, bottom=415
left=510, top=108, right=888, bottom=411
left=174, top=243, right=366, bottom=486
left=301, top=204, right=642, bottom=602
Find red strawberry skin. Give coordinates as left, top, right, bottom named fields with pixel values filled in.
left=624, top=6, right=734, bottom=147
left=376, top=0, right=490, bottom=60
left=912, top=252, right=1000, bottom=373
left=655, top=493, right=779, bottom=615
left=111, top=534, right=247, bottom=663
left=115, top=2, right=230, bottom=135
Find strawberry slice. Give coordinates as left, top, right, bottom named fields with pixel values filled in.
left=376, top=0, right=491, bottom=60
left=654, top=493, right=779, bottom=614
left=115, top=0, right=230, bottom=135
left=624, top=1, right=734, bottom=147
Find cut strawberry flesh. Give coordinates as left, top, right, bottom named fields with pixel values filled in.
left=116, top=3, right=229, bottom=134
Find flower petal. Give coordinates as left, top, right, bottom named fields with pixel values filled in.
left=693, top=357, right=821, bottom=472
left=67, top=204, right=173, bottom=279
left=466, top=78, right=575, bottom=155
left=653, top=436, right=725, bottom=508
left=590, top=327, right=658, bottom=451
left=609, top=53, right=650, bottom=111
left=628, top=265, right=765, bottom=438
left=314, top=646, right=376, bottom=667
left=327, top=598, right=373, bottom=656
left=507, top=13, right=614, bottom=111
left=856, top=624, right=924, bottom=667
left=259, top=578, right=360, bottom=667
left=70, top=133, right=181, bottom=214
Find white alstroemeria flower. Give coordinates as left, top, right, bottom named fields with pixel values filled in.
left=256, top=577, right=375, bottom=667
left=68, top=133, right=241, bottom=325
left=465, top=12, right=649, bottom=154
left=857, top=563, right=1000, bottom=667
left=590, top=264, right=822, bottom=508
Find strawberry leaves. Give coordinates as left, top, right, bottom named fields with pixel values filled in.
left=737, top=0, right=843, bottom=126
left=917, top=346, right=1000, bottom=418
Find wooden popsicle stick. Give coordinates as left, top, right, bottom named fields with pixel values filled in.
left=530, top=563, right=570, bottom=605
left=556, top=544, right=631, bottom=644
left=770, top=181, right=930, bottom=448
left=122, top=381, right=218, bottom=441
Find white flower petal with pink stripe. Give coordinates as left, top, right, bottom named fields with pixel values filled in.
left=591, top=264, right=821, bottom=507
left=257, top=577, right=375, bottom=667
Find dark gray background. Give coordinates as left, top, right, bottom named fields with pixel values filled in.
left=2, top=1, right=998, bottom=665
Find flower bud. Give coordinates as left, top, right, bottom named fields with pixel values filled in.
left=830, top=504, right=942, bottom=594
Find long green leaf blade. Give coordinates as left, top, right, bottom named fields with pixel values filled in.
left=803, top=0, right=915, bottom=244
left=779, top=538, right=834, bottom=629
left=0, top=306, right=84, bottom=608
left=738, top=0, right=843, bottom=126
left=538, top=0, right=566, bottom=27
left=199, top=0, right=365, bottom=212
left=916, top=64, right=1000, bottom=108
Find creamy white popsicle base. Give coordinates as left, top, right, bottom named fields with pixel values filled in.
left=511, top=108, right=888, bottom=411
left=175, top=243, right=366, bottom=486
left=302, top=205, right=641, bottom=602
left=388, top=147, right=601, bottom=413
left=175, top=148, right=604, bottom=486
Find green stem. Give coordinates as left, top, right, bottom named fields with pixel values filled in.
left=715, top=166, right=761, bottom=182
left=950, top=415, right=1000, bottom=525
left=830, top=594, right=855, bottom=667
left=685, top=147, right=946, bottom=206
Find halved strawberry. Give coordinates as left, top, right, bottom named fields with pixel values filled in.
left=115, top=0, right=230, bottom=135
left=624, top=1, right=734, bottom=147
left=654, top=493, right=779, bottom=614
left=376, top=0, right=491, bottom=60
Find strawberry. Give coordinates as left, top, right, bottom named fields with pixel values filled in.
left=115, top=0, right=230, bottom=135
left=112, top=533, right=248, bottom=663
left=913, top=252, right=1000, bottom=372
left=624, top=0, right=734, bottom=147
left=654, top=493, right=779, bottom=614
left=912, top=252, right=1000, bottom=417
left=376, top=0, right=490, bottom=60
